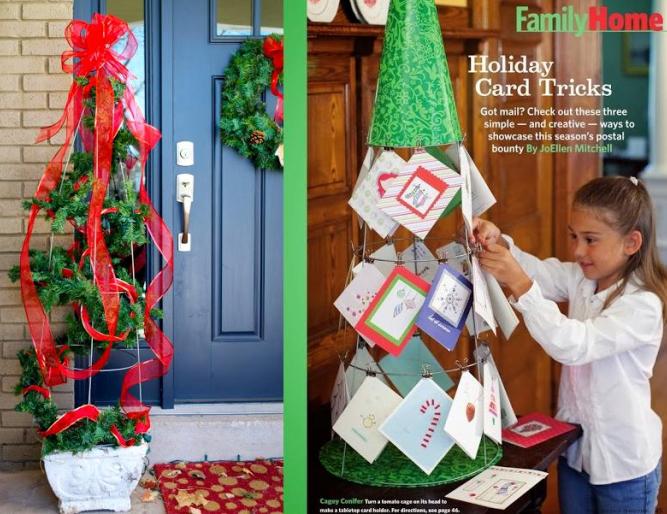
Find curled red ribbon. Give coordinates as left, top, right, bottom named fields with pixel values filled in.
left=262, top=36, right=283, bottom=124
left=38, top=404, right=101, bottom=438
left=21, top=13, right=174, bottom=439
left=22, top=385, right=51, bottom=399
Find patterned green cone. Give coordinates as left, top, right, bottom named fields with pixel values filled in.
left=368, top=0, right=462, bottom=147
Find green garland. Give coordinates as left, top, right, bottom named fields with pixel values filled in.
left=9, top=79, right=154, bottom=456
left=219, top=35, right=283, bottom=171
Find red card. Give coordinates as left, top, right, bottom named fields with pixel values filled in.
left=396, top=166, right=448, bottom=219
left=502, top=412, right=577, bottom=448
left=355, top=267, right=430, bottom=357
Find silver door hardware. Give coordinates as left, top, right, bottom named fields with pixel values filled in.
left=176, top=173, right=194, bottom=252
left=176, top=141, right=194, bottom=166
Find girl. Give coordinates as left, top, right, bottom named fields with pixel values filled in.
left=473, top=176, right=666, bottom=513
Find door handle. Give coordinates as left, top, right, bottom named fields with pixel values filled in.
left=176, top=173, right=194, bottom=252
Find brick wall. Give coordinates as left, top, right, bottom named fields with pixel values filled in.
left=0, top=1, right=74, bottom=471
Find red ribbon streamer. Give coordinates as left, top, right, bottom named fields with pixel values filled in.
left=110, top=424, right=136, bottom=447
left=22, top=385, right=51, bottom=399
left=262, top=36, right=283, bottom=124
left=21, top=13, right=175, bottom=438
left=38, top=404, right=100, bottom=437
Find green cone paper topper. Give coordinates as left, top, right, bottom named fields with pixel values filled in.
left=368, top=0, right=462, bottom=147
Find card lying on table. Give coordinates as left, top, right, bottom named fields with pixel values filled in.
left=446, top=466, right=548, bottom=510
left=502, top=412, right=577, bottom=448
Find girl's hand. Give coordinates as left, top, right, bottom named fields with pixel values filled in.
left=471, top=217, right=502, bottom=247
left=478, top=243, right=533, bottom=298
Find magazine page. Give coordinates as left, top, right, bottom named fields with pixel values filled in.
left=307, top=1, right=665, bottom=513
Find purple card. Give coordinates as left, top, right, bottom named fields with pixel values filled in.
left=416, top=264, right=473, bottom=351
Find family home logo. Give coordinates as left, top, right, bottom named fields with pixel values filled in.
left=516, top=5, right=664, bottom=37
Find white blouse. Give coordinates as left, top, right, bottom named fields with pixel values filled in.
left=505, top=237, right=663, bottom=485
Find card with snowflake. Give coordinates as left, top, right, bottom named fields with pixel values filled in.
left=415, top=264, right=473, bottom=351
left=376, top=150, right=462, bottom=239
left=348, top=150, right=404, bottom=238
left=378, top=378, right=455, bottom=475
left=334, top=263, right=385, bottom=328
left=356, top=267, right=430, bottom=357
left=332, top=376, right=403, bottom=464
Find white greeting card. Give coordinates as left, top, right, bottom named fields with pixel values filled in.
left=484, top=270, right=519, bottom=340
left=471, top=256, right=497, bottom=335
left=333, top=376, right=403, bottom=464
left=352, top=243, right=397, bottom=278
left=435, top=241, right=470, bottom=276
left=379, top=378, right=455, bottom=475
left=446, top=466, right=547, bottom=510
left=483, top=361, right=502, bottom=444
left=353, top=147, right=375, bottom=195
left=348, top=150, right=404, bottom=238
left=474, top=344, right=517, bottom=428
left=398, top=241, right=438, bottom=283
left=334, top=264, right=385, bottom=328
left=377, top=151, right=462, bottom=239
left=444, top=371, right=484, bottom=459
left=331, top=362, right=350, bottom=427
left=445, top=144, right=496, bottom=217
left=345, top=344, right=388, bottom=396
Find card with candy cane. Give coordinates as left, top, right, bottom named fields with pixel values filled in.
left=445, top=371, right=484, bottom=459
left=376, top=150, right=462, bottom=239
left=379, top=378, right=455, bottom=475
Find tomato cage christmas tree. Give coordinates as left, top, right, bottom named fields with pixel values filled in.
left=320, top=0, right=520, bottom=487
left=10, top=14, right=173, bottom=512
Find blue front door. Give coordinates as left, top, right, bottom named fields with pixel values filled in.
left=75, top=0, right=283, bottom=407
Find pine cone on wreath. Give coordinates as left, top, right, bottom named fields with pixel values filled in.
left=249, top=130, right=265, bottom=145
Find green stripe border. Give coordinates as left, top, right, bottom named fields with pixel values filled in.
left=284, top=1, right=307, bottom=513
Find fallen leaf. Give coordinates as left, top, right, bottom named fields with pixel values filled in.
left=175, top=462, right=187, bottom=469
left=189, top=508, right=202, bottom=514
left=174, top=489, right=208, bottom=509
left=189, top=470, right=206, bottom=480
left=141, top=490, right=158, bottom=503
left=140, top=479, right=158, bottom=490
left=242, top=467, right=254, bottom=476
left=161, top=469, right=182, bottom=479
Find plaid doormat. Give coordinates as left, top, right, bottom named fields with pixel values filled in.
left=153, top=459, right=283, bottom=513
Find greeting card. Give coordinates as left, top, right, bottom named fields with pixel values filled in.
left=379, top=335, right=454, bottom=396
left=345, top=344, right=388, bottom=397
left=445, top=144, right=496, bottom=217
left=330, top=362, right=350, bottom=427
left=332, top=376, right=403, bottom=464
left=502, top=413, right=577, bottom=448
left=356, top=267, right=430, bottom=357
left=484, top=269, right=519, bottom=340
left=444, top=371, right=484, bottom=459
left=377, top=150, right=462, bottom=239
left=379, top=378, right=455, bottom=475
left=348, top=150, right=404, bottom=238
left=353, top=147, right=375, bottom=195
left=398, top=241, right=438, bottom=283
left=471, top=256, right=497, bottom=335
left=353, top=243, right=397, bottom=278
left=483, top=361, right=502, bottom=444
left=334, top=263, right=385, bottom=328
left=435, top=241, right=469, bottom=276
left=415, top=264, right=473, bottom=351
left=446, top=466, right=548, bottom=510
left=474, top=344, right=517, bottom=428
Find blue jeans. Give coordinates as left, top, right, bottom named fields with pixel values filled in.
left=558, top=457, right=662, bottom=514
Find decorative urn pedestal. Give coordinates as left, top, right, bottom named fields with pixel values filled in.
left=43, top=442, right=148, bottom=514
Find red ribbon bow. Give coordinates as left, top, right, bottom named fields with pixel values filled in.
left=262, top=36, right=284, bottom=124
left=20, top=13, right=174, bottom=439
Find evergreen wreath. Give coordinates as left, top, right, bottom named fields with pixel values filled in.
left=219, top=35, right=283, bottom=171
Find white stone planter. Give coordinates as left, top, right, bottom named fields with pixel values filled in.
left=42, top=442, right=148, bottom=514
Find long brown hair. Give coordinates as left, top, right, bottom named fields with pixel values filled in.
left=573, top=176, right=667, bottom=320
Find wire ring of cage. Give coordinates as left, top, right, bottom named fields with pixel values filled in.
left=340, top=352, right=481, bottom=378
